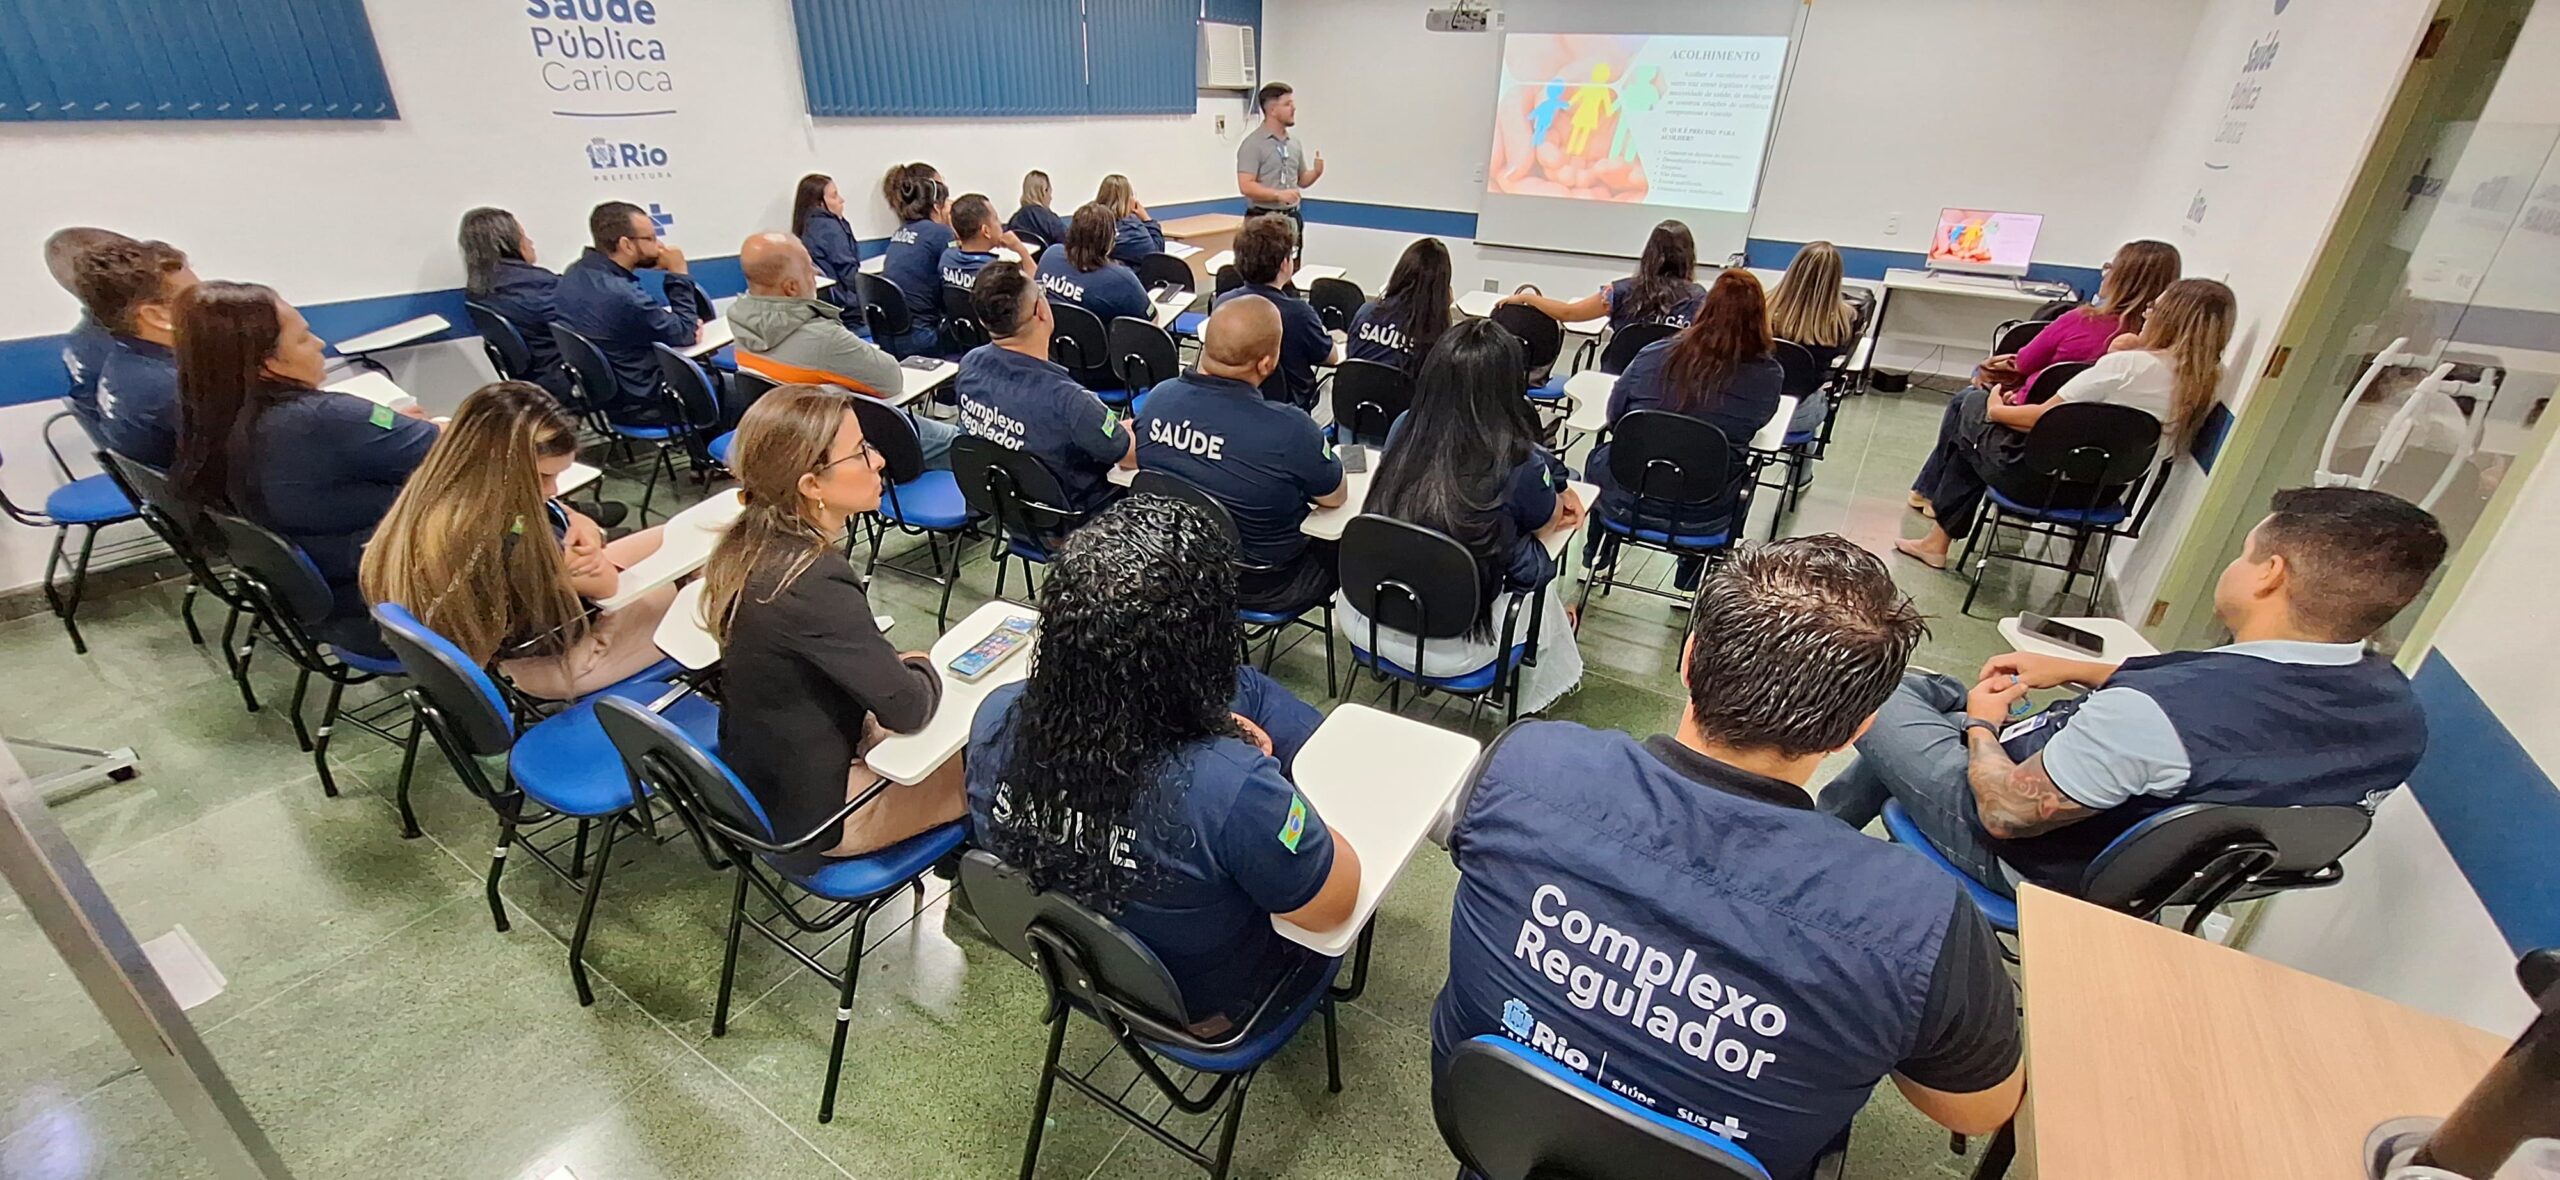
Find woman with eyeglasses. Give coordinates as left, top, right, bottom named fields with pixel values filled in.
left=702, top=383, right=962, bottom=860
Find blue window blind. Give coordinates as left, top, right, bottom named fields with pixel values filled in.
left=1201, top=0, right=1261, bottom=30
left=794, top=0, right=1086, bottom=118
left=0, top=0, right=396, bottom=122
left=1087, top=0, right=1195, bottom=115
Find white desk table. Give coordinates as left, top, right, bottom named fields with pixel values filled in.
left=324, top=371, right=416, bottom=410
left=888, top=359, right=960, bottom=406
left=559, top=462, right=602, bottom=497
left=596, top=489, right=743, bottom=610
left=653, top=579, right=889, bottom=671
left=1275, top=703, right=1483, bottom=957
left=860, top=255, right=886, bottom=274
left=332, top=313, right=451, bottom=356
left=865, top=601, right=1039, bottom=785
left=1204, top=249, right=1234, bottom=276
left=1557, top=375, right=1795, bottom=450
left=1544, top=481, right=1598, bottom=561
left=684, top=316, right=733, bottom=359
left=1997, top=615, right=2158, bottom=662
left=1163, top=241, right=1203, bottom=259
left=1871, top=268, right=2059, bottom=355
left=1150, top=290, right=1199, bottom=330
left=1296, top=463, right=1373, bottom=541
left=1294, top=265, right=1346, bottom=286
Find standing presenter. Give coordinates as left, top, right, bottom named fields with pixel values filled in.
left=1237, top=82, right=1324, bottom=259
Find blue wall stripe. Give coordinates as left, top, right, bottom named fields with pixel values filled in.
left=2407, top=651, right=2560, bottom=957
left=0, top=0, right=395, bottom=122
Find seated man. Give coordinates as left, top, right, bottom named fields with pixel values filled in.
left=77, top=239, right=199, bottom=469
left=1822, top=487, right=2448, bottom=897
left=1433, top=536, right=2023, bottom=1180
left=46, top=226, right=134, bottom=439
left=969, top=496, right=1360, bottom=1029
left=1209, top=213, right=1334, bottom=410
left=727, top=231, right=957, bottom=470
left=555, top=199, right=713, bottom=425
left=952, top=265, right=1134, bottom=518
left=936, top=193, right=1036, bottom=298
left=1135, top=297, right=1346, bottom=615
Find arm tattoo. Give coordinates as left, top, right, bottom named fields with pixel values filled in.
left=1964, top=731, right=2096, bottom=840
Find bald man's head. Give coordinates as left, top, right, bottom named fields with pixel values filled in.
left=1200, top=296, right=1284, bottom=382
left=740, top=232, right=815, bottom=296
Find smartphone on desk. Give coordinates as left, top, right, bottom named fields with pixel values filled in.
left=898, top=356, right=945, bottom=371
left=2018, top=613, right=2107, bottom=657
left=1338, top=444, right=1368, bottom=474
left=947, top=615, right=1036, bottom=682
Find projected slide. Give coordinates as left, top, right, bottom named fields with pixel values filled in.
left=1487, top=34, right=1788, bottom=212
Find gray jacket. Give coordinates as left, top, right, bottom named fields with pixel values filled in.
left=725, top=293, right=905, bottom=399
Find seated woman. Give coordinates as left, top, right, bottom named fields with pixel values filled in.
left=1497, top=219, right=1706, bottom=336
left=1909, top=239, right=2181, bottom=514
left=1898, top=278, right=2236, bottom=568
left=361, top=382, right=673, bottom=701
left=707, top=384, right=961, bottom=858
left=968, top=496, right=1361, bottom=1030
left=171, top=281, right=439, bottom=658
left=1033, top=202, right=1155, bottom=326
left=458, top=206, right=575, bottom=403
left=1346, top=236, right=1454, bottom=373
left=1006, top=169, right=1071, bottom=251
left=1765, top=240, right=1860, bottom=435
left=1096, top=173, right=1165, bottom=265
left=1586, top=269, right=1783, bottom=589
left=1344, top=320, right=1586, bottom=713
left=790, top=172, right=863, bottom=311
left=877, top=161, right=954, bottom=358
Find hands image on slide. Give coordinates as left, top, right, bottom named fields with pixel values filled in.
left=1486, top=33, right=1788, bottom=213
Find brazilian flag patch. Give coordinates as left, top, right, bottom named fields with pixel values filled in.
left=368, top=404, right=398, bottom=430
left=1278, top=793, right=1308, bottom=853
left=1101, top=408, right=1121, bottom=438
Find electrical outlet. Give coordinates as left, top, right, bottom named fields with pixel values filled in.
left=1473, top=164, right=1487, bottom=185
left=1215, top=115, right=1227, bottom=134
left=1885, top=212, right=1901, bottom=236
left=1483, top=278, right=1499, bottom=292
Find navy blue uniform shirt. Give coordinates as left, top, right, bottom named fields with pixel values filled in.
left=968, top=667, right=1332, bottom=1024
left=1346, top=299, right=1427, bottom=371
left=953, top=344, right=1132, bottom=516
left=1136, top=373, right=1343, bottom=566
left=555, top=248, right=706, bottom=424
left=95, top=337, right=181, bottom=468
left=62, top=313, right=115, bottom=437
left=799, top=210, right=863, bottom=309
left=1036, top=245, right=1154, bottom=326
left=477, top=258, right=575, bottom=401
left=1590, top=340, right=1781, bottom=531
left=1212, top=283, right=1331, bottom=410
left=1606, top=277, right=1709, bottom=332
left=938, top=243, right=1002, bottom=296
left=236, top=391, right=439, bottom=625
left=1110, top=215, right=1165, bottom=265
left=1382, top=412, right=1567, bottom=593
left=1007, top=204, right=1070, bottom=250
left=885, top=219, right=956, bottom=327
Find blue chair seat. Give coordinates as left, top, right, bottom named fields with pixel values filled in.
left=1987, top=487, right=2127, bottom=525
left=779, top=821, right=969, bottom=902
left=45, top=475, right=136, bottom=525
left=707, top=430, right=737, bottom=465
left=1007, top=537, right=1057, bottom=564
left=1349, top=641, right=1527, bottom=694
left=1782, top=429, right=1816, bottom=447
left=1598, top=513, right=1731, bottom=550
left=1171, top=312, right=1207, bottom=337
left=329, top=646, right=407, bottom=677
left=1151, top=956, right=1342, bottom=1073
left=510, top=679, right=719, bottom=817
left=1881, top=800, right=2018, bottom=932
left=879, top=470, right=972, bottom=530
left=609, top=422, right=683, bottom=442
left=1238, top=606, right=1301, bottom=626
left=1528, top=376, right=1571, bottom=402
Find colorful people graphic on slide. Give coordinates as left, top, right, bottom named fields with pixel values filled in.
left=1564, top=63, right=1617, bottom=156
left=1610, top=64, right=1660, bottom=162
left=1529, top=79, right=1567, bottom=148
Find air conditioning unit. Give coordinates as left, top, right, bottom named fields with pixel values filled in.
left=1199, top=21, right=1257, bottom=90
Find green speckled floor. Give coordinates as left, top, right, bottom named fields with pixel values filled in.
left=0, top=389, right=2092, bottom=1178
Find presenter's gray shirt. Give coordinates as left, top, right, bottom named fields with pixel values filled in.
left=1238, top=128, right=1307, bottom=211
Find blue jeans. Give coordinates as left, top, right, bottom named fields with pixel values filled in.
left=909, top=413, right=958, bottom=471
left=1817, top=671, right=2017, bottom=896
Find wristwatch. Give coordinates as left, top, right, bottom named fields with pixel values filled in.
left=1962, top=718, right=2004, bottom=739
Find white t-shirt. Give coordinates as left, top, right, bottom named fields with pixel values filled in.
left=2052, top=349, right=2179, bottom=436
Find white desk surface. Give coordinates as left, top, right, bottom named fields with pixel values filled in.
left=323, top=371, right=414, bottom=409
left=1743, top=267, right=1883, bottom=297
left=559, top=461, right=602, bottom=497
left=1557, top=377, right=1794, bottom=451
left=1545, top=481, right=1597, bottom=560
left=596, top=489, right=743, bottom=610
left=332, top=313, right=451, bottom=356
left=1151, top=290, right=1197, bottom=329
left=1454, top=289, right=1604, bottom=334
left=815, top=273, right=835, bottom=289
left=684, top=316, right=733, bottom=359
left=653, top=579, right=890, bottom=671
left=1294, top=265, right=1346, bottom=286
left=1205, top=250, right=1234, bottom=275
left=1164, top=241, right=1203, bottom=259
left=1879, top=268, right=2057, bottom=305
left=1275, top=703, right=1483, bottom=957
left=860, top=255, right=886, bottom=274
left=1298, top=462, right=1373, bottom=542
left=890, top=359, right=960, bottom=406
left=865, top=600, right=1039, bottom=785
left=1998, top=615, right=2159, bottom=662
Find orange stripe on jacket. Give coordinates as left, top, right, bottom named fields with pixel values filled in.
left=735, top=350, right=884, bottom=398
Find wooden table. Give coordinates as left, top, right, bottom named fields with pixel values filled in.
left=2016, top=885, right=2507, bottom=1179
left=1275, top=703, right=1482, bottom=956
left=1162, top=213, right=1244, bottom=288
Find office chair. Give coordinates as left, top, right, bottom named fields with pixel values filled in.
left=1136, top=253, right=1196, bottom=293
left=940, top=285, right=992, bottom=353
left=950, top=435, right=1083, bottom=602
left=1131, top=471, right=1337, bottom=696
left=1958, top=401, right=2167, bottom=615
left=1991, top=318, right=2054, bottom=357
left=1757, top=338, right=1832, bottom=538
left=1582, top=412, right=1750, bottom=613
left=1047, top=302, right=1131, bottom=405
left=0, top=413, right=142, bottom=655
left=644, top=343, right=730, bottom=520
left=1339, top=514, right=1541, bottom=725
left=1598, top=321, right=1679, bottom=376
left=1493, top=302, right=1572, bottom=421
left=1213, top=264, right=1243, bottom=296
left=1306, top=276, right=1365, bottom=334
left=96, top=451, right=264, bottom=714
left=1438, top=1035, right=1783, bottom=1180
left=1328, top=358, right=1414, bottom=448
left=854, top=272, right=926, bottom=359
left=845, top=396, right=978, bottom=628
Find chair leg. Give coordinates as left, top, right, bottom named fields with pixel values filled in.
left=486, top=795, right=522, bottom=933
left=393, top=711, right=425, bottom=838
left=711, top=868, right=750, bottom=1037
left=1208, top=1069, right=1256, bottom=1180
left=312, top=679, right=346, bottom=798
left=817, top=907, right=878, bottom=1123
left=1968, top=1121, right=2016, bottom=1180
left=59, top=524, right=100, bottom=653
left=570, top=818, right=592, bottom=881
left=1321, top=999, right=1343, bottom=1093
left=1018, top=1009, right=1071, bottom=1180
left=285, top=667, right=316, bottom=753
left=1958, top=511, right=1995, bottom=616
left=41, top=526, right=86, bottom=655
left=1320, top=606, right=1338, bottom=698
left=935, top=539, right=960, bottom=631
left=222, top=607, right=261, bottom=714
left=179, top=581, right=205, bottom=647
left=568, top=812, right=622, bottom=1007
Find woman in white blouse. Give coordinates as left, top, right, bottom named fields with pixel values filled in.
left=1899, top=278, right=2235, bottom=568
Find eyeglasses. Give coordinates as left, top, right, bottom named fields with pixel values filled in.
left=814, top=439, right=881, bottom=473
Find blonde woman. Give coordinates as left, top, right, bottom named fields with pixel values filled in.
left=360, top=381, right=669, bottom=699
left=1899, top=278, right=2236, bottom=568
left=1007, top=169, right=1069, bottom=250
left=1095, top=173, right=1164, bottom=264
left=701, top=384, right=960, bottom=860
left=1765, top=240, right=1860, bottom=434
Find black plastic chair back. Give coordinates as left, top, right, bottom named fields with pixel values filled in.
left=203, top=509, right=333, bottom=628
left=551, top=323, right=619, bottom=416
left=650, top=344, right=724, bottom=431
left=1607, top=411, right=1736, bottom=511
left=1013, top=230, right=1046, bottom=255
left=855, top=272, right=915, bottom=341
left=1136, top=253, right=1194, bottom=293
left=2081, top=802, right=2373, bottom=918
left=959, top=850, right=1195, bottom=1031
left=1489, top=303, right=1565, bottom=379
left=98, top=451, right=211, bottom=556
left=1997, top=403, right=2160, bottom=515
left=1843, top=287, right=1876, bottom=337
left=466, top=301, right=537, bottom=382
left=1214, top=265, right=1243, bottom=296
left=1129, top=471, right=1244, bottom=552
left=595, top=694, right=776, bottom=846
left=372, top=603, right=518, bottom=757
left=845, top=394, right=927, bottom=485
left=1329, top=359, right=1413, bottom=448
left=1107, top=316, right=1180, bottom=398
left=1339, top=515, right=1483, bottom=641
left=1600, top=322, right=1678, bottom=375
left=940, top=285, right=991, bottom=352
left=1048, top=302, right=1115, bottom=386
left=732, top=370, right=780, bottom=406
left=1440, top=1035, right=1771, bottom=1180
left=2020, top=359, right=2093, bottom=406
left=951, top=435, right=1078, bottom=548
left=1771, top=339, right=1823, bottom=399
left=1307, top=278, right=1364, bottom=333
left=1993, top=319, right=2054, bottom=357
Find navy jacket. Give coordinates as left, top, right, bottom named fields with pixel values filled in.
left=1212, top=283, right=1331, bottom=410
left=96, top=337, right=182, bottom=469
left=1590, top=341, right=1783, bottom=533
left=476, top=258, right=574, bottom=401
left=799, top=210, right=863, bottom=310
left=61, top=313, right=116, bottom=439
left=555, top=248, right=708, bottom=424
left=1111, top=215, right=1166, bottom=265
left=1007, top=204, right=1070, bottom=250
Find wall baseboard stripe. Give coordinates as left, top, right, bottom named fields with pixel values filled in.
left=2406, top=650, right=2560, bottom=957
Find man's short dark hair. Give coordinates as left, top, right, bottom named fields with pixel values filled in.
left=973, top=264, right=1041, bottom=338
left=72, top=240, right=189, bottom=336
left=951, top=193, right=995, bottom=241
left=1257, top=81, right=1292, bottom=109
left=1683, top=536, right=1928, bottom=759
left=2255, top=487, right=2447, bottom=641
left=589, top=201, right=647, bottom=254
left=1233, top=214, right=1296, bottom=285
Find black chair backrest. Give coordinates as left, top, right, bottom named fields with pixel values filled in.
left=1771, top=339, right=1823, bottom=399
left=1213, top=265, right=1243, bottom=296
left=1339, top=514, right=1484, bottom=641
left=649, top=344, right=722, bottom=431
left=855, top=272, right=915, bottom=340
left=1329, top=359, right=1414, bottom=448
left=595, top=694, right=775, bottom=846
left=940, top=285, right=991, bottom=352
left=844, top=394, right=927, bottom=485
left=1306, top=277, right=1365, bottom=333
left=372, top=603, right=518, bottom=757
left=1013, top=230, right=1046, bottom=255
left=1107, top=316, right=1180, bottom=397
left=98, top=450, right=211, bottom=556
left=1136, top=253, right=1194, bottom=293
left=732, top=370, right=780, bottom=406
left=1129, top=470, right=1244, bottom=552
left=1843, top=286, right=1876, bottom=337
left=1047, top=301, right=1113, bottom=380
left=1489, top=303, right=1565, bottom=378
left=1440, top=1035, right=1771, bottom=1180
left=958, top=849, right=1197, bottom=1031
left=1606, top=411, right=1739, bottom=534
left=202, top=508, right=333, bottom=628
left=1994, top=318, right=2055, bottom=357
left=2081, top=802, right=2373, bottom=915
left=951, top=434, right=1079, bottom=546
left=1599, top=322, right=1678, bottom=375
left=550, top=323, right=619, bottom=414
left=465, top=301, right=536, bottom=381
left=2021, top=359, right=2093, bottom=405
left=2014, top=402, right=2161, bottom=489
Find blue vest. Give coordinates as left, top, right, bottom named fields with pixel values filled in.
left=1433, top=723, right=1965, bottom=1180
left=1990, top=648, right=2425, bottom=888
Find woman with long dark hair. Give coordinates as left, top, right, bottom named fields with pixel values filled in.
left=789, top=173, right=862, bottom=308
left=457, top=207, right=575, bottom=400
left=1497, top=219, right=1707, bottom=333
left=1032, top=202, right=1153, bottom=325
left=1346, top=237, right=1454, bottom=373
left=1348, top=319, right=1587, bottom=711
left=1007, top=169, right=1070, bottom=250
left=877, top=161, right=953, bottom=357
left=967, top=496, right=1360, bottom=1028
left=1585, top=268, right=1783, bottom=589
left=172, top=281, right=438, bottom=653
left=706, top=384, right=959, bottom=858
